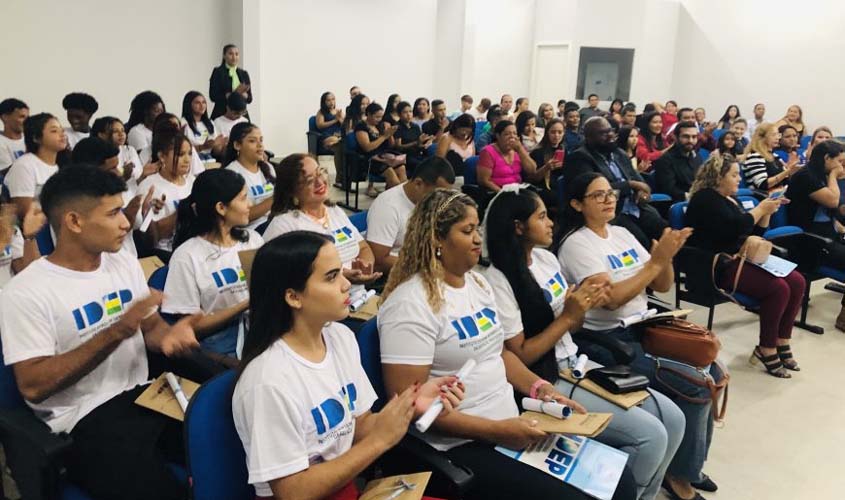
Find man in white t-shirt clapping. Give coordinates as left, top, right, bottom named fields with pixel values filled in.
left=0, top=165, right=199, bottom=500
left=366, top=156, right=455, bottom=273
left=0, top=98, right=29, bottom=173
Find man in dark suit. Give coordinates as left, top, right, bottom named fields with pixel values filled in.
left=654, top=121, right=704, bottom=202
left=563, top=116, right=668, bottom=248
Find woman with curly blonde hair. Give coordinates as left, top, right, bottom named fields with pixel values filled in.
left=379, top=189, right=637, bottom=500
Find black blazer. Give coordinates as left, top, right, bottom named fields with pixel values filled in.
left=209, top=64, right=253, bottom=119
left=654, top=144, right=703, bottom=202
left=564, top=144, right=644, bottom=215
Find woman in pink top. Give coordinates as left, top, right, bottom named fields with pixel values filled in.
left=435, top=114, right=476, bottom=177
left=477, top=121, right=537, bottom=192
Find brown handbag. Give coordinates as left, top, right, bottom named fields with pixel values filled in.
left=711, top=235, right=772, bottom=303
left=642, top=319, right=721, bottom=368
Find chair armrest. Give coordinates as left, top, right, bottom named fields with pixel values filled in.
left=382, top=433, right=475, bottom=498
left=650, top=193, right=672, bottom=203
left=571, top=331, right=635, bottom=365
left=763, top=226, right=804, bottom=239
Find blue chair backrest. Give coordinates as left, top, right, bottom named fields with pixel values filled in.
left=349, top=210, right=368, bottom=233
left=36, top=224, right=54, bottom=255
left=185, top=370, right=253, bottom=500
left=463, top=156, right=479, bottom=185
left=668, top=202, right=689, bottom=230
left=738, top=174, right=748, bottom=189
left=473, top=125, right=485, bottom=145
left=356, top=318, right=387, bottom=411
left=712, top=129, right=727, bottom=141
left=148, top=265, right=170, bottom=291
left=345, top=132, right=359, bottom=152
left=770, top=204, right=789, bottom=228
left=426, top=143, right=438, bottom=157
left=642, top=171, right=657, bottom=192
left=736, top=188, right=753, bottom=198
left=698, top=148, right=710, bottom=161
left=556, top=175, right=566, bottom=208
left=800, top=135, right=811, bottom=150
left=308, top=115, right=318, bottom=133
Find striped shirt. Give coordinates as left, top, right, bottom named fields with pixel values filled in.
left=742, top=151, right=785, bottom=190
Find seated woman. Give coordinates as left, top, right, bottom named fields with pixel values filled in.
left=379, top=188, right=637, bottom=500
left=137, top=130, right=196, bottom=259
left=616, top=126, right=640, bottom=172
left=126, top=90, right=165, bottom=151
left=434, top=113, right=475, bottom=177
left=536, top=102, right=555, bottom=129
left=785, top=140, right=845, bottom=330
left=233, top=231, right=461, bottom=500
left=716, top=105, right=740, bottom=131
left=316, top=91, right=344, bottom=150
left=342, top=94, right=370, bottom=134
left=635, top=112, right=668, bottom=171
left=716, top=131, right=742, bottom=159
left=263, top=154, right=381, bottom=297
left=775, top=105, right=806, bottom=138
left=4, top=113, right=66, bottom=219
left=383, top=93, right=401, bottom=125
left=412, top=97, right=431, bottom=127
left=181, top=91, right=226, bottom=161
left=355, top=103, right=407, bottom=197
left=223, top=122, right=275, bottom=231
left=804, top=126, right=833, bottom=160
left=477, top=121, right=538, bottom=193
left=686, top=155, right=804, bottom=378
left=515, top=111, right=541, bottom=151
left=559, top=172, right=724, bottom=500
left=91, top=116, right=158, bottom=192
left=773, top=124, right=807, bottom=166
left=742, top=123, right=800, bottom=192
left=482, top=186, right=685, bottom=500
left=393, top=101, right=432, bottom=171
left=162, top=169, right=262, bottom=357
left=526, top=118, right=566, bottom=212
left=139, top=113, right=206, bottom=178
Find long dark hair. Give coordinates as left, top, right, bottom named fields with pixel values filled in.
left=413, top=97, right=430, bottom=120
left=223, top=122, right=276, bottom=182
left=319, top=92, right=333, bottom=116
left=616, top=125, right=637, bottom=154
left=151, top=113, right=182, bottom=161
left=555, top=172, right=603, bottom=249
left=182, top=91, right=215, bottom=137
left=806, top=140, right=844, bottom=185
left=270, top=153, right=328, bottom=214
left=151, top=128, right=190, bottom=178
left=536, top=118, right=564, bottom=162
left=343, top=94, right=368, bottom=132
left=174, top=169, right=249, bottom=248
left=640, top=111, right=665, bottom=150
left=485, top=189, right=558, bottom=382
left=717, top=131, right=740, bottom=156
left=718, top=104, right=740, bottom=126
left=385, top=94, right=400, bottom=116
left=220, top=44, right=238, bottom=65
left=24, top=112, right=57, bottom=154
left=238, top=231, right=334, bottom=377
left=515, top=111, right=537, bottom=137
left=126, top=91, right=164, bottom=131
left=448, top=113, right=476, bottom=143
left=609, top=98, right=624, bottom=114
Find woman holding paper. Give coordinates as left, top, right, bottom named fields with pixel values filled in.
left=379, top=189, right=638, bottom=500
left=687, top=154, right=805, bottom=378
left=558, top=172, right=725, bottom=500
left=233, top=231, right=462, bottom=500
left=481, top=185, right=685, bottom=500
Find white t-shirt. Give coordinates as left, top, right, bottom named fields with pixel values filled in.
left=225, top=160, right=273, bottom=231
left=559, top=225, right=650, bottom=331
left=183, top=121, right=218, bottom=152
left=378, top=272, right=517, bottom=451
left=232, top=322, right=377, bottom=497
left=0, top=249, right=150, bottom=433
left=469, top=108, right=487, bottom=122
left=136, top=173, right=195, bottom=252
left=481, top=248, right=577, bottom=362
left=213, top=115, right=247, bottom=138
left=0, top=228, right=25, bottom=289
left=365, top=183, right=414, bottom=257
left=139, top=144, right=205, bottom=177
left=4, top=153, right=58, bottom=199
left=127, top=124, right=153, bottom=151
left=64, top=128, right=88, bottom=150
left=0, top=134, right=26, bottom=171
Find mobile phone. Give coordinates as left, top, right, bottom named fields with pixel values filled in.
left=769, top=190, right=784, bottom=200
left=553, top=150, right=564, bottom=163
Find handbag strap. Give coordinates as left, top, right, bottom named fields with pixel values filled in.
left=653, top=361, right=730, bottom=422
left=710, top=251, right=746, bottom=305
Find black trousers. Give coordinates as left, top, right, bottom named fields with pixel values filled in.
left=444, top=441, right=637, bottom=500
left=65, top=386, right=187, bottom=500
left=613, top=204, right=669, bottom=250
left=810, top=222, right=845, bottom=305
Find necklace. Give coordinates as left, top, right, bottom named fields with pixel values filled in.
left=304, top=205, right=330, bottom=229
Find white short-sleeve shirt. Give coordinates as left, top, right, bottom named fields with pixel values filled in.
left=481, top=248, right=577, bottom=361
left=127, top=124, right=153, bottom=151
left=559, top=225, right=650, bottom=331
left=232, top=322, right=377, bottom=497
left=136, top=173, right=195, bottom=252
left=0, top=228, right=24, bottom=289
left=365, top=183, right=414, bottom=257
left=212, top=115, right=247, bottom=138
left=183, top=121, right=218, bottom=152
left=0, top=134, right=26, bottom=171
left=225, top=160, right=273, bottom=231
left=4, top=153, right=59, bottom=200
left=64, top=128, right=88, bottom=150
left=378, top=272, right=517, bottom=451
left=0, top=249, right=150, bottom=433
left=139, top=144, right=205, bottom=177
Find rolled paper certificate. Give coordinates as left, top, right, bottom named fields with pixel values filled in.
left=165, top=372, right=190, bottom=413
left=522, top=397, right=572, bottom=419
left=139, top=206, right=156, bottom=232
left=349, top=289, right=377, bottom=311
left=571, top=354, right=589, bottom=379
left=415, top=359, right=477, bottom=433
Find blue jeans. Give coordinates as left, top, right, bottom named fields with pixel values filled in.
left=578, top=327, right=726, bottom=483
left=557, top=357, right=685, bottom=500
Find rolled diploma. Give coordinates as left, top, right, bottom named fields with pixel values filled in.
left=414, top=359, right=477, bottom=432
left=571, top=354, right=589, bottom=379
left=522, top=397, right=572, bottom=419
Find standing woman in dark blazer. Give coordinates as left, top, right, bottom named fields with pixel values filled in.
left=209, top=44, right=252, bottom=119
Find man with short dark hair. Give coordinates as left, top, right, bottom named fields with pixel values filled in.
left=564, top=117, right=668, bottom=248
left=620, top=104, right=637, bottom=128
left=422, top=99, right=450, bottom=139
left=0, top=98, right=29, bottom=172
left=654, top=121, right=703, bottom=202
left=367, top=156, right=455, bottom=272
left=557, top=99, right=567, bottom=118
left=477, top=107, right=504, bottom=149
left=748, top=103, right=766, bottom=139
left=579, top=93, right=603, bottom=123
left=563, top=108, right=584, bottom=154
left=0, top=165, right=199, bottom=500
left=213, top=92, right=248, bottom=137
left=62, top=92, right=99, bottom=150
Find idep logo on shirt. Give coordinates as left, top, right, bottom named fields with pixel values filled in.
left=607, top=248, right=641, bottom=270
left=333, top=226, right=353, bottom=244
left=310, top=382, right=357, bottom=435
left=450, top=307, right=498, bottom=341
left=249, top=183, right=274, bottom=197
left=71, top=289, right=134, bottom=331
left=542, top=272, right=567, bottom=304
left=211, top=267, right=247, bottom=288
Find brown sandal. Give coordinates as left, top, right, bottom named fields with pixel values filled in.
left=749, top=347, right=791, bottom=378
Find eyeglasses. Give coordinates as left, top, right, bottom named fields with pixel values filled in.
left=300, top=167, right=328, bottom=187
left=584, top=189, right=620, bottom=203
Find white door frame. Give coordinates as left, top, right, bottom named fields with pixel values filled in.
left=529, top=40, right=573, bottom=105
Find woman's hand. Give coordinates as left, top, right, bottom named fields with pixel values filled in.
left=650, top=227, right=693, bottom=267
left=20, top=202, right=47, bottom=240
left=413, top=376, right=464, bottom=418
left=490, top=418, right=547, bottom=450
left=335, top=109, right=345, bottom=122
left=367, top=386, right=417, bottom=450
left=534, top=383, right=587, bottom=414
left=343, top=259, right=383, bottom=284
left=563, top=275, right=611, bottom=323
left=758, top=196, right=782, bottom=215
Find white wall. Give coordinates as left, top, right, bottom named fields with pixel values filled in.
left=671, top=0, right=845, bottom=134
left=0, top=0, right=241, bottom=125
left=254, top=0, right=438, bottom=154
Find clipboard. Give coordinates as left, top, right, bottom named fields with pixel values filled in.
left=359, top=472, right=431, bottom=500
left=134, top=373, right=200, bottom=421
left=559, top=369, right=650, bottom=410
left=520, top=411, right=613, bottom=437
left=138, top=256, right=165, bottom=281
